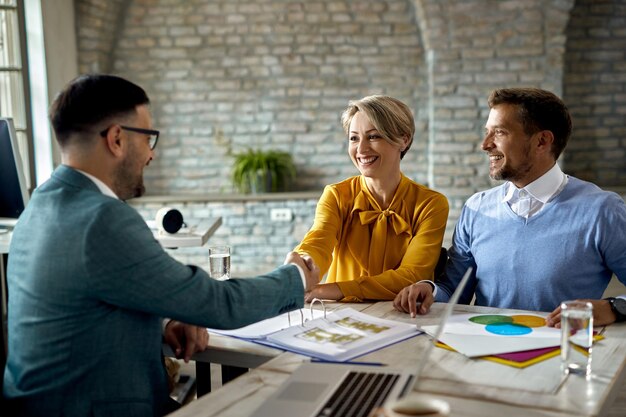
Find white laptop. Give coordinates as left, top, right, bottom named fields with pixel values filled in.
left=253, top=267, right=473, bottom=417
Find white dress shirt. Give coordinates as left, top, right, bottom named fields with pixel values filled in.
left=76, top=169, right=119, bottom=200
left=502, top=163, right=568, bottom=219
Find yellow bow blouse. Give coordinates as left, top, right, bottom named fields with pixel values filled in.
left=295, top=174, right=449, bottom=302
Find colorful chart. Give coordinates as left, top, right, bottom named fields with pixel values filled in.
left=469, top=314, right=546, bottom=336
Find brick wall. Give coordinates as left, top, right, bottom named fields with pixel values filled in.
left=74, top=0, right=625, bottom=269
left=73, top=0, right=626, bottom=198
left=130, top=194, right=319, bottom=275
left=563, top=0, right=626, bottom=186
left=102, top=0, right=429, bottom=194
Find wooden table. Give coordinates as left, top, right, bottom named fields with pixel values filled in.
left=170, top=302, right=626, bottom=417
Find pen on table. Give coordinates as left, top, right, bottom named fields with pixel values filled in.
left=311, top=359, right=386, bottom=367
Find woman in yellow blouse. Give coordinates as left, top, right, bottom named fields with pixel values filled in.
left=295, top=95, right=449, bottom=302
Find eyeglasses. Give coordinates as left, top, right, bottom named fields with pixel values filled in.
left=100, top=125, right=160, bottom=150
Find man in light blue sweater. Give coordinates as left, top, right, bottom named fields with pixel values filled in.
left=394, top=88, right=626, bottom=326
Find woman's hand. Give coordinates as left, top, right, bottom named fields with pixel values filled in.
left=305, top=283, right=344, bottom=303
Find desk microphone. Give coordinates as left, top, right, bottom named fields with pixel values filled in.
left=155, top=207, right=185, bottom=234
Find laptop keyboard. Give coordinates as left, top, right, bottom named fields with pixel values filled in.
left=316, top=371, right=400, bottom=417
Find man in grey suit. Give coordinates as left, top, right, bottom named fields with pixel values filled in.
left=2, top=74, right=319, bottom=417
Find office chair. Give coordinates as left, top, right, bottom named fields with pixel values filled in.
left=434, top=247, right=448, bottom=282
left=1, top=326, right=4, bottom=410
left=1, top=253, right=8, bottom=405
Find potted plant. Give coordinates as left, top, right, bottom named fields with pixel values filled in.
left=231, top=148, right=296, bottom=193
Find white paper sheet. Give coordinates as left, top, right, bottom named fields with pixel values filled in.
left=421, top=312, right=561, bottom=357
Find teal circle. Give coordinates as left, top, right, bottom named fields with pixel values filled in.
left=485, top=323, right=532, bottom=336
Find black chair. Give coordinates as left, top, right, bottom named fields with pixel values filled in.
left=1, top=299, right=6, bottom=412
left=1, top=253, right=8, bottom=407
left=1, top=328, right=5, bottom=412
left=433, top=247, right=448, bottom=282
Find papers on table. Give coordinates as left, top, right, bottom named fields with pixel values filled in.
left=421, top=313, right=561, bottom=357
left=209, top=308, right=421, bottom=362
left=436, top=342, right=562, bottom=368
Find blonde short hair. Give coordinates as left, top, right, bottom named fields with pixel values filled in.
left=341, top=95, right=415, bottom=159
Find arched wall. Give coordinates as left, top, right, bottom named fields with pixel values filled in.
left=76, top=0, right=130, bottom=73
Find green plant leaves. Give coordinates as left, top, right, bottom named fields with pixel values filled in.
left=231, top=148, right=296, bottom=193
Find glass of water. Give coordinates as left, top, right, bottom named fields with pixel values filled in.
left=560, top=300, right=593, bottom=377
left=208, top=245, right=231, bottom=280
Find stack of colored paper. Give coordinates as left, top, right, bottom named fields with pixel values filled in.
left=422, top=313, right=603, bottom=368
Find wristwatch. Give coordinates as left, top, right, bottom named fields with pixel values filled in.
left=605, top=297, right=626, bottom=323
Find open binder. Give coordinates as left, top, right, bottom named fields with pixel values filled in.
left=208, top=303, right=421, bottom=362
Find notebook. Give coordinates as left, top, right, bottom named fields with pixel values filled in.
left=253, top=267, right=473, bottom=417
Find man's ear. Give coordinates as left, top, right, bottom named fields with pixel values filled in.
left=535, top=130, right=554, bottom=155
left=102, top=125, right=125, bottom=157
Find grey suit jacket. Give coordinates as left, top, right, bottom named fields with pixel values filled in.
left=3, top=165, right=304, bottom=416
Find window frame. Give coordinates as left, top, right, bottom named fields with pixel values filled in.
left=0, top=0, right=34, bottom=194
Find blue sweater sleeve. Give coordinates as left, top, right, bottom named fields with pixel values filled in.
left=597, top=192, right=626, bottom=286
left=435, top=203, right=478, bottom=305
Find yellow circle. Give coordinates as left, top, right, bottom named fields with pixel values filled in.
left=511, top=315, right=545, bottom=328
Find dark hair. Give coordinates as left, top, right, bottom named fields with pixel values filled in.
left=487, top=88, right=572, bottom=159
left=50, top=74, right=150, bottom=146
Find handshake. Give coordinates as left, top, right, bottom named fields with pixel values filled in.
left=284, top=251, right=320, bottom=294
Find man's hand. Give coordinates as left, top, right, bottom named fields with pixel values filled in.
left=545, top=299, right=616, bottom=327
left=163, top=320, right=209, bottom=363
left=305, top=283, right=344, bottom=303
left=393, top=282, right=435, bottom=318
left=284, top=251, right=320, bottom=292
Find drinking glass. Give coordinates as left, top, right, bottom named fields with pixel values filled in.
left=208, top=246, right=231, bottom=280
left=560, top=300, right=593, bottom=377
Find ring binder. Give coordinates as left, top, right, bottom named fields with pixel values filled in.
left=308, top=298, right=327, bottom=322
left=208, top=307, right=420, bottom=362
left=287, top=309, right=305, bottom=327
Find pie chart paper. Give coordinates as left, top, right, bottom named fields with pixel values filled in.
left=421, top=313, right=562, bottom=357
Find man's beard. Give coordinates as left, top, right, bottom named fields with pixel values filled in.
left=491, top=160, right=533, bottom=183
left=490, top=144, right=533, bottom=183
left=114, top=156, right=146, bottom=200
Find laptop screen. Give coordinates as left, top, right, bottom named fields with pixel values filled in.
left=406, top=266, right=474, bottom=391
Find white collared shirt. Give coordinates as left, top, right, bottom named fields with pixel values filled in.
left=502, top=163, right=568, bottom=219
left=75, top=169, right=119, bottom=200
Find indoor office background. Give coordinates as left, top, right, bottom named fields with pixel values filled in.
left=7, top=0, right=626, bottom=276
left=2, top=0, right=626, bottom=412
left=76, top=0, right=626, bottom=274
